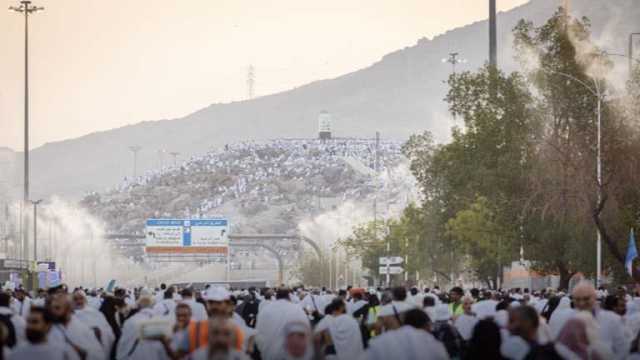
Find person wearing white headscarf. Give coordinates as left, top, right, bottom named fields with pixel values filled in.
left=271, top=320, right=315, bottom=360
left=554, top=312, right=613, bottom=360
left=71, top=290, right=115, bottom=356
left=549, top=296, right=573, bottom=339
left=255, top=289, right=309, bottom=360
left=152, top=287, right=177, bottom=318
left=314, top=299, right=363, bottom=360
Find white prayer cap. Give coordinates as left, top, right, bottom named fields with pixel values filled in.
left=203, top=287, right=231, bottom=301
left=283, top=320, right=310, bottom=335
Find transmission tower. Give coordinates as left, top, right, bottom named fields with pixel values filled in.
left=246, top=65, right=255, bottom=100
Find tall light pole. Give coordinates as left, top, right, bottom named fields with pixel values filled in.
left=542, top=67, right=604, bottom=286
left=442, top=52, right=467, bottom=122
left=128, top=146, right=141, bottom=179
left=30, top=199, right=42, bottom=262
left=442, top=52, right=467, bottom=76
left=10, top=0, right=43, bottom=204
left=10, top=0, right=44, bottom=266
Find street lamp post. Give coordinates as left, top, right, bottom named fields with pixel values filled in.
left=9, top=0, right=43, bottom=204
left=542, top=67, right=604, bottom=286
left=10, top=0, right=44, bottom=266
left=30, top=199, right=42, bottom=262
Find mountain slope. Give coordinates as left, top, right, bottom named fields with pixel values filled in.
left=21, top=0, right=640, bottom=199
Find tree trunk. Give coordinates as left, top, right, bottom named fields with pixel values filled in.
left=483, top=278, right=493, bottom=290
left=593, top=192, right=625, bottom=264
left=558, top=265, right=574, bottom=291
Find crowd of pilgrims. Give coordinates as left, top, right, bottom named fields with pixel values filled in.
left=82, top=139, right=403, bottom=234
left=1, top=281, right=639, bottom=359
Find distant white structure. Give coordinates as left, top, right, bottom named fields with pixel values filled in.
left=318, top=110, right=332, bottom=140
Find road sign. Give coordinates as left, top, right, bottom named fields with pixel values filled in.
left=37, top=261, right=56, bottom=271
left=379, top=256, right=403, bottom=266
left=379, top=266, right=404, bottom=275
left=2, top=259, right=29, bottom=270
left=145, top=219, right=229, bottom=256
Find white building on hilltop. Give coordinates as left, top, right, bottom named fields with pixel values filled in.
left=318, top=110, right=332, bottom=140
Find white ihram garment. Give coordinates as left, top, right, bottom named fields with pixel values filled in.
left=315, top=314, right=364, bottom=360
left=361, top=325, right=449, bottom=360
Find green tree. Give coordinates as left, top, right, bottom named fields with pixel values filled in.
left=514, top=9, right=640, bottom=283
left=404, top=65, right=539, bottom=284
left=446, top=197, right=517, bottom=288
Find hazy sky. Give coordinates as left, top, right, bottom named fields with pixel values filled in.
left=0, top=0, right=528, bottom=150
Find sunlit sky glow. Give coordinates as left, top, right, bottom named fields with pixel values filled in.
left=0, top=0, right=528, bottom=150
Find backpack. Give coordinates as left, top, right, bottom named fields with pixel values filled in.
left=0, top=313, right=16, bottom=348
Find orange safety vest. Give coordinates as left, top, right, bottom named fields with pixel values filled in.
left=187, top=320, right=244, bottom=353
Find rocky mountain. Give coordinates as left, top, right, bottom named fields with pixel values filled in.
left=16, top=0, right=640, bottom=200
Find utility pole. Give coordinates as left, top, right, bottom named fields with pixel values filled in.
left=48, top=219, right=52, bottom=260
left=404, top=237, right=409, bottom=283
left=374, top=131, right=380, bottom=240
left=489, top=0, right=497, bottom=69
left=128, top=146, right=141, bottom=179
left=31, top=199, right=41, bottom=261
left=372, top=132, right=389, bottom=286
left=442, top=53, right=466, bottom=123
left=10, top=0, right=44, bottom=267
left=442, top=52, right=466, bottom=76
